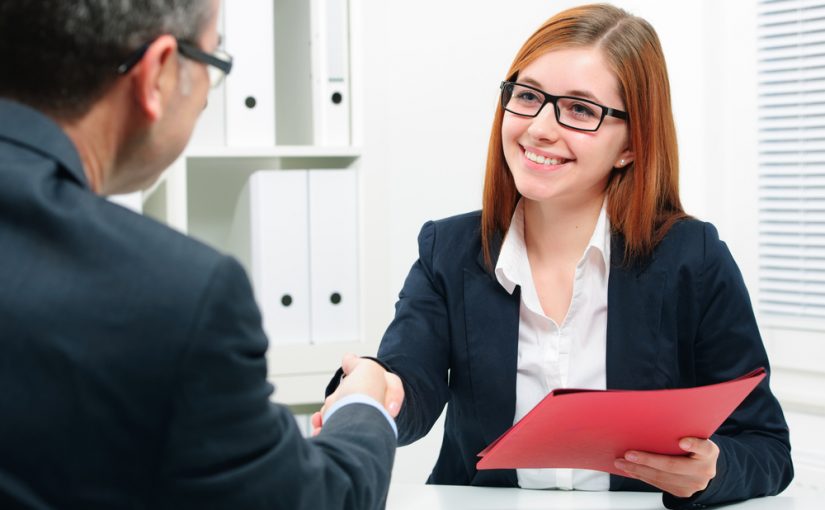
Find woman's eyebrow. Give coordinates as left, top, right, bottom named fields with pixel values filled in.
left=519, top=76, right=602, bottom=103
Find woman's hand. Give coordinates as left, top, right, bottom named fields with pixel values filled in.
left=614, top=437, right=719, bottom=498
left=310, top=354, right=404, bottom=437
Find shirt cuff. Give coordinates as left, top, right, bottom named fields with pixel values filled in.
left=322, top=394, right=398, bottom=438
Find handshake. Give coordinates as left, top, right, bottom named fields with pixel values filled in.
left=311, top=354, right=405, bottom=436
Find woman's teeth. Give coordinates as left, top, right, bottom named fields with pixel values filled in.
left=525, top=150, right=566, bottom=166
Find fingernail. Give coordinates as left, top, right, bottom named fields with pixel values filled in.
left=614, top=459, right=627, bottom=469
left=625, top=452, right=638, bottom=462
left=680, top=439, right=692, bottom=450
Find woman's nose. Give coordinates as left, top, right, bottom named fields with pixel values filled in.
left=526, top=103, right=561, bottom=142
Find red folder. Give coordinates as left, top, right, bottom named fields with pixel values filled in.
left=477, top=367, right=766, bottom=474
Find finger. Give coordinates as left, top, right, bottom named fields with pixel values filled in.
left=384, top=373, right=405, bottom=417
left=310, top=412, right=323, bottom=437
left=614, top=459, right=699, bottom=497
left=310, top=411, right=322, bottom=430
left=679, top=437, right=718, bottom=459
left=620, top=450, right=697, bottom=476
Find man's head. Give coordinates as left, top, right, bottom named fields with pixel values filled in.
left=0, top=0, right=222, bottom=194
left=0, top=0, right=214, bottom=118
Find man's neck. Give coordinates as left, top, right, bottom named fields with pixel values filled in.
left=58, top=100, right=122, bottom=195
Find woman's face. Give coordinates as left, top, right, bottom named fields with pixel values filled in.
left=501, top=47, right=633, bottom=207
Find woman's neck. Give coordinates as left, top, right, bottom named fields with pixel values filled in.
left=523, top=193, right=606, bottom=266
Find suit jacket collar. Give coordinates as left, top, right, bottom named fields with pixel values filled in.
left=0, top=98, right=88, bottom=189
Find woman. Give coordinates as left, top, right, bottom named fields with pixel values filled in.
left=322, top=3, right=793, bottom=508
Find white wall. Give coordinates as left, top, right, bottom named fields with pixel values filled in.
left=354, top=0, right=821, bottom=487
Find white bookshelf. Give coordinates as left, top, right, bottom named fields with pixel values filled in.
left=186, top=145, right=361, bottom=159
left=141, top=0, right=376, bottom=408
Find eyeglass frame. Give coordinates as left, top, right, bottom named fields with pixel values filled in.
left=499, top=81, right=628, bottom=132
left=117, top=37, right=233, bottom=88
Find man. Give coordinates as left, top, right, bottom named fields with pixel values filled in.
left=0, top=1, right=402, bottom=508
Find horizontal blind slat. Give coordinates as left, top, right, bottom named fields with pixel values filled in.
left=760, top=90, right=825, bottom=107
left=759, top=0, right=825, bottom=16
left=758, top=53, right=825, bottom=72
left=758, top=18, right=825, bottom=39
left=759, top=6, right=825, bottom=25
left=758, top=31, right=825, bottom=51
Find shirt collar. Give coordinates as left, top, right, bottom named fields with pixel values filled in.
left=495, top=200, right=528, bottom=295
left=588, top=200, right=612, bottom=271
left=0, top=98, right=88, bottom=189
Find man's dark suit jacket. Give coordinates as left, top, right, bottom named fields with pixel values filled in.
left=376, top=210, right=793, bottom=509
left=0, top=98, right=395, bottom=509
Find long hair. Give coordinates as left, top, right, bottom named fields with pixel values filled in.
left=481, top=3, right=687, bottom=268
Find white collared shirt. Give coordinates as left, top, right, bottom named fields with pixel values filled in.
left=495, top=200, right=610, bottom=491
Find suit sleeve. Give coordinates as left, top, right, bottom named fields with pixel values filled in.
left=663, top=223, right=793, bottom=509
left=376, top=221, right=452, bottom=446
left=157, top=256, right=396, bottom=510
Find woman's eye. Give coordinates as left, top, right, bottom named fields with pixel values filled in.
left=569, top=102, right=596, bottom=118
left=516, top=91, right=541, bottom=103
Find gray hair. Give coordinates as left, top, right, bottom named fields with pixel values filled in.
left=0, top=0, right=213, bottom=118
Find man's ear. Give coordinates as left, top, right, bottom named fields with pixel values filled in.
left=130, top=35, right=178, bottom=122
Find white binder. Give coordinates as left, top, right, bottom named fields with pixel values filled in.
left=308, top=169, right=359, bottom=343
left=311, top=0, right=351, bottom=146
left=228, top=170, right=310, bottom=345
left=224, top=0, right=276, bottom=147
left=274, top=0, right=314, bottom=145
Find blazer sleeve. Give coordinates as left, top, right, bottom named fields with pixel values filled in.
left=663, top=223, right=793, bottom=509
left=157, top=256, right=396, bottom=510
left=376, top=221, right=452, bottom=446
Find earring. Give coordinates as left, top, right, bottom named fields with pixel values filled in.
left=618, top=159, right=625, bottom=167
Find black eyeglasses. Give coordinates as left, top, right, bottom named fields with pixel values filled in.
left=117, top=38, right=233, bottom=88
left=500, top=81, right=628, bottom=132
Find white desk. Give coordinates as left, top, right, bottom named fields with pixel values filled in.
left=386, top=483, right=819, bottom=509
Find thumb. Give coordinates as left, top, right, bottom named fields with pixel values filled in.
left=341, top=353, right=359, bottom=375
left=384, top=373, right=405, bottom=418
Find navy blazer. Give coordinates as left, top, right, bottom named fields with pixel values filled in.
left=376, top=210, right=792, bottom=509
left=0, top=98, right=395, bottom=509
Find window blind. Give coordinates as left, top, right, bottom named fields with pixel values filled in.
left=758, top=0, right=825, bottom=321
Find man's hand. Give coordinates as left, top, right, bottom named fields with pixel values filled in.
left=614, top=437, right=719, bottom=498
left=310, top=353, right=404, bottom=436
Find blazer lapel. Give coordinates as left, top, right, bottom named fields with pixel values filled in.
left=463, top=243, right=520, bottom=446
left=606, top=233, right=667, bottom=390
left=606, top=234, right=668, bottom=492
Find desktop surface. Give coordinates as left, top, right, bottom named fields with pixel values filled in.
left=386, top=483, right=817, bottom=509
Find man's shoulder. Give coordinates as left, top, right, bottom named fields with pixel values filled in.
left=96, top=198, right=231, bottom=288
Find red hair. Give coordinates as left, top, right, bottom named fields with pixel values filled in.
left=481, top=3, right=687, bottom=268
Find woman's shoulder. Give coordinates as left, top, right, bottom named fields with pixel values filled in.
left=428, top=210, right=482, bottom=232
left=417, top=210, right=483, bottom=261
left=654, top=217, right=731, bottom=268
left=660, top=217, right=723, bottom=247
